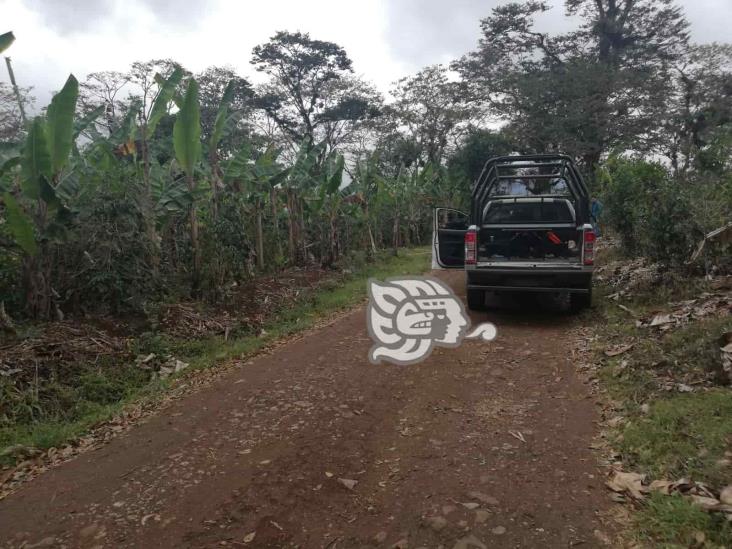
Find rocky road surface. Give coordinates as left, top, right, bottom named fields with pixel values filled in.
left=0, top=270, right=608, bottom=548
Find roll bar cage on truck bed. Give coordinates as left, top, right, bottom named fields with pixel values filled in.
left=433, top=154, right=596, bottom=311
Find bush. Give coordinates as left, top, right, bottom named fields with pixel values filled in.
left=600, top=158, right=708, bottom=264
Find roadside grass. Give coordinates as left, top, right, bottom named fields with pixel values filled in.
left=637, top=493, right=732, bottom=548
left=590, top=277, right=732, bottom=547
left=620, top=390, right=732, bottom=486
left=0, top=247, right=431, bottom=465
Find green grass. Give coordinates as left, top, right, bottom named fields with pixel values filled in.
left=590, top=276, right=732, bottom=547
left=636, top=493, right=732, bottom=548
left=0, top=248, right=431, bottom=464
left=619, top=391, right=732, bottom=486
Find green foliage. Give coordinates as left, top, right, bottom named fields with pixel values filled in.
left=210, top=79, right=236, bottom=150
left=454, top=0, right=689, bottom=170
left=0, top=247, right=430, bottom=462
left=173, top=78, right=201, bottom=178
left=620, top=391, right=732, bottom=486
left=148, top=66, right=183, bottom=137
left=447, top=128, right=513, bottom=193
left=20, top=118, right=52, bottom=199
left=593, top=275, right=732, bottom=547
left=636, top=493, right=732, bottom=547
left=599, top=158, right=713, bottom=264
left=0, top=31, right=15, bottom=54
left=2, top=193, right=36, bottom=256
left=45, top=75, right=79, bottom=175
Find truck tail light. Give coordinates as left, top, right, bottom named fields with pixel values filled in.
left=583, top=228, right=596, bottom=265
left=465, top=229, right=477, bottom=265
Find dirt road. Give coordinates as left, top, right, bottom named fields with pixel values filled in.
left=0, top=270, right=608, bottom=548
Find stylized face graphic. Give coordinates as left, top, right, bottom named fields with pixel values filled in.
left=367, top=277, right=471, bottom=365
left=412, top=297, right=467, bottom=344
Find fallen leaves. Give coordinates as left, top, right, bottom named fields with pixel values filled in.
left=606, top=471, right=647, bottom=500
left=507, top=430, right=526, bottom=443
left=467, top=490, right=499, bottom=506
left=636, top=294, right=731, bottom=331
left=607, top=471, right=732, bottom=518
left=604, top=343, right=635, bottom=357
left=689, top=222, right=732, bottom=263
left=140, top=513, right=160, bottom=526
left=157, top=358, right=189, bottom=379
left=720, top=485, right=732, bottom=505
left=337, top=478, right=358, bottom=490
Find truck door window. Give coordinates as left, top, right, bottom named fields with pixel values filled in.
left=438, top=209, right=469, bottom=230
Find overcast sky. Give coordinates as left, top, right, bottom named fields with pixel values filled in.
left=2, top=0, right=731, bottom=106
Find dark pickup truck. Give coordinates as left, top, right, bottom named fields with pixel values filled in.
left=433, top=154, right=595, bottom=311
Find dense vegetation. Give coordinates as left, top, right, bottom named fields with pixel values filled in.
left=0, top=1, right=730, bottom=543
left=1, top=1, right=730, bottom=321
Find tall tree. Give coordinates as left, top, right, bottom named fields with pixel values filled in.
left=454, top=0, right=690, bottom=171
left=78, top=71, right=130, bottom=135
left=251, top=31, right=380, bottom=162
left=659, top=43, right=732, bottom=174
left=196, top=66, right=254, bottom=154
left=387, top=65, right=475, bottom=167
left=173, top=78, right=202, bottom=293
left=0, top=82, right=33, bottom=142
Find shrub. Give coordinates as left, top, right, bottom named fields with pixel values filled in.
left=599, top=158, right=730, bottom=266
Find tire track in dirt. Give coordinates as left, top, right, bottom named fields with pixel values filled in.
left=0, top=270, right=608, bottom=548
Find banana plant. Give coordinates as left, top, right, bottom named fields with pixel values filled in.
left=0, top=31, right=15, bottom=53
left=208, top=79, right=237, bottom=218
left=251, top=149, right=290, bottom=269
left=347, top=154, right=383, bottom=253
left=313, top=153, right=346, bottom=265
left=223, top=146, right=289, bottom=270
left=1, top=74, right=79, bottom=317
left=148, top=67, right=183, bottom=139
left=173, top=77, right=202, bottom=292
left=281, top=139, right=325, bottom=262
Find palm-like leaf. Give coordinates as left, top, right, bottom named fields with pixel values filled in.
left=0, top=31, right=15, bottom=54
left=3, top=192, right=37, bottom=256
left=20, top=118, right=52, bottom=200
left=173, top=78, right=201, bottom=179
left=210, top=79, right=236, bottom=151
left=46, top=75, right=79, bottom=175
left=148, top=67, right=183, bottom=137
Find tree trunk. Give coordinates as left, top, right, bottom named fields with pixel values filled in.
left=287, top=191, right=296, bottom=263
left=367, top=223, right=376, bottom=256
left=4, top=56, right=27, bottom=125
left=392, top=215, right=400, bottom=256
left=140, top=125, right=160, bottom=278
left=270, top=187, right=282, bottom=260
left=582, top=151, right=602, bottom=178
left=22, top=252, right=52, bottom=320
left=299, top=196, right=307, bottom=263
left=209, top=150, right=221, bottom=221
left=255, top=199, right=265, bottom=271
left=21, top=200, right=52, bottom=319
left=328, top=211, right=339, bottom=266
left=188, top=174, right=201, bottom=295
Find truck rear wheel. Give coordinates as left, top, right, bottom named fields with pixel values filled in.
left=467, top=289, right=486, bottom=311
left=570, top=288, right=592, bottom=312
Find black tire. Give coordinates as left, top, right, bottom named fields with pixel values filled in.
left=570, top=287, right=592, bottom=312
left=467, top=288, right=486, bottom=311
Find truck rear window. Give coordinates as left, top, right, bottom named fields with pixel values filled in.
left=490, top=177, right=571, bottom=197
left=483, top=201, right=575, bottom=224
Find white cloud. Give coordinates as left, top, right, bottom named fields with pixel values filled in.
left=1, top=0, right=731, bottom=109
